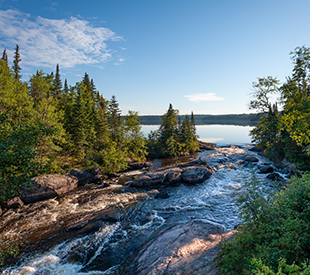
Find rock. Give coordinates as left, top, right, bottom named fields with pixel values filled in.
left=155, top=190, right=170, bottom=199
left=20, top=174, right=78, bottom=204
left=0, top=206, right=2, bottom=216
left=165, top=168, right=183, bottom=184
left=129, top=162, right=153, bottom=170
left=182, top=166, right=213, bottom=183
left=258, top=164, right=274, bottom=173
left=91, top=167, right=102, bottom=175
left=198, top=140, right=215, bottom=150
left=119, top=220, right=236, bottom=275
left=249, top=146, right=263, bottom=152
left=243, top=155, right=259, bottom=162
left=267, top=172, right=283, bottom=181
left=4, top=197, right=24, bottom=209
left=179, top=159, right=206, bottom=167
left=108, top=172, right=120, bottom=178
left=70, top=169, right=99, bottom=186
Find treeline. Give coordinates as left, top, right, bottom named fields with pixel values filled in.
left=138, top=113, right=260, bottom=126
left=249, top=46, right=310, bottom=170
left=0, top=46, right=199, bottom=203
left=218, top=46, right=310, bottom=274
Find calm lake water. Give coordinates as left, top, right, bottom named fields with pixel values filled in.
left=141, top=124, right=254, bottom=145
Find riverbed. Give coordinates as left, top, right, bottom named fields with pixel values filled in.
left=1, top=145, right=281, bottom=275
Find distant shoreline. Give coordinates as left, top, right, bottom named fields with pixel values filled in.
left=137, top=113, right=260, bottom=126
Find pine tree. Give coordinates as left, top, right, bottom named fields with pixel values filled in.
left=12, top=45, right=22, bottom=81
left=108, top=95, right=122, bottom=142
left=190, top=111, right=196, bottom=136
left=52, top=64, right=62, bottom=98
left=1, top=49, right=8, bottom=64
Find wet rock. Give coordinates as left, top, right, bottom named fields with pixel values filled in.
left=243, top=155, right=259, bottom=162
left=198, top=140, right=215, bottom=150
left=21, top=174, right=78, bottom=204
left=165, top=168, right=183, bottom=184
left=120, top=220, right=236, bottom=275
left=129, top=162, right=153, bottom=170
left=249, top=146, right=263, bottom=152
left=155, top=190, right=170, bottom=199
left=258, top=164, right=274, bottom=173
left=182, top=166, right=213, bottom=183
left=70, top=169, right=99, bottom=186
left=267, top=172, right=284, bottom=181
left=4, top=197, right=24, bottom=209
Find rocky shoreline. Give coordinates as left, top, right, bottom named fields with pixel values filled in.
left=0, top=144, right=301, bottom=274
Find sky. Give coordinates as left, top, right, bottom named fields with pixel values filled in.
left=1, top=0, right=310, bottom=115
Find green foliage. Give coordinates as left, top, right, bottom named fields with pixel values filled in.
left=251, top=258, right=310, bottom=275
left=218, top=173, right=310, bottom=275
left=0, top=235, right=21, bottom=266
left=0, top=115, right=54, bottom=202
left=147, top=104, right=199, bottom=158
left=12, top=45, right=21, bottom=81
left=249, top=47, right=310, bottom=169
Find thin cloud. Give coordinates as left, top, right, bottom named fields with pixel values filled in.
left=184, top=93, right=224, bottom=102
left=0, top=9, right=122, bottom=68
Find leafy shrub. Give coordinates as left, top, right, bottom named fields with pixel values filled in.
left=218, top=173, right=310, bottom=274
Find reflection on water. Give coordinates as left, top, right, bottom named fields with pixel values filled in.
left=141, top=124, right=254, bottom=145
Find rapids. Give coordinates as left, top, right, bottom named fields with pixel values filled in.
left=1, top=145, right=284, bottom=275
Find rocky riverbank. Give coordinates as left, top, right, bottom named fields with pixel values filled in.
left=0, top=144, right=296, bottom=274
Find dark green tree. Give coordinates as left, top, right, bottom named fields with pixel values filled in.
left=1, top=49, right=8, bottom=64
left=107, top=95, right=122, bottom=142
left=52, top=64, right=62, bottom=98
left=12, top=45, right=21, bottom=81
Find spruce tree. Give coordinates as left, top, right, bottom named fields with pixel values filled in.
left=12, top=45, right=21, bottom=81
left=108, top=95, right=122, bottom=142
left=52, top=64, right=62, bottom=98
left=1, top=49, right=8, bottom=64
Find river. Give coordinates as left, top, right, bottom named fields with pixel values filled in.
left=1, top=143, right=284, bottom=275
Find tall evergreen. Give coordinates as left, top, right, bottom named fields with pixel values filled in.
left=1, top=49, right=8, bottom=64
left=12, top=45, right=22, bottom=81
left=108, top=95, right=122, bottom=142
left=52, top=64, right=62, bottom=98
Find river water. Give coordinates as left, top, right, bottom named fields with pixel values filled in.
left=1, top=145, right=280, bottom=275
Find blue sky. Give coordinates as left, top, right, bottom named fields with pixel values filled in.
left=1, top=0, right=310, bottom=115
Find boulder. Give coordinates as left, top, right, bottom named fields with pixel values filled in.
left=20, top=174, right=78, bottom=204
left=4, top=197, right=24, bottom=209
left=243, top=155, right=259, bottom=162
left=132, top=171, right=168, bottom=187
left=258, top=164, right=274, bottom=173
left=70, top=169, right=99, bottom=186
left=165, top=168, right=183, bottom=184
left=198, top=140, right=215, bottom=150
left=129, top=162, right=153, bottom=170
left=267, top=172, right=283, bottom=181
left=182, top=166, right=213, bottom=184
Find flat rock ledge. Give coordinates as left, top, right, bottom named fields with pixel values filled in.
left=20, top=174, right=78, bottom=204
left=120, top=220, right=236, bottom=275
left=131, top=165, right=215, bottom=187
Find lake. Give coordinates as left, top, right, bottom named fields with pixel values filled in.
left=141, top=124, right=254, bottom=145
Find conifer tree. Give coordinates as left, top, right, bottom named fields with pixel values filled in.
left=52, top=64, right=62, bottom=98
left=12, top=45, right=21, bottom=81
left=1, top=49, right=8, bottom=64
left=108, top=95, right=122, bottom=142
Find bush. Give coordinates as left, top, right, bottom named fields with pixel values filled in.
left=218, top=173, right=310, bottom=274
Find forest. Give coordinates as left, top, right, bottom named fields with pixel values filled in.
left=0, top=45, right=199, bottom=204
